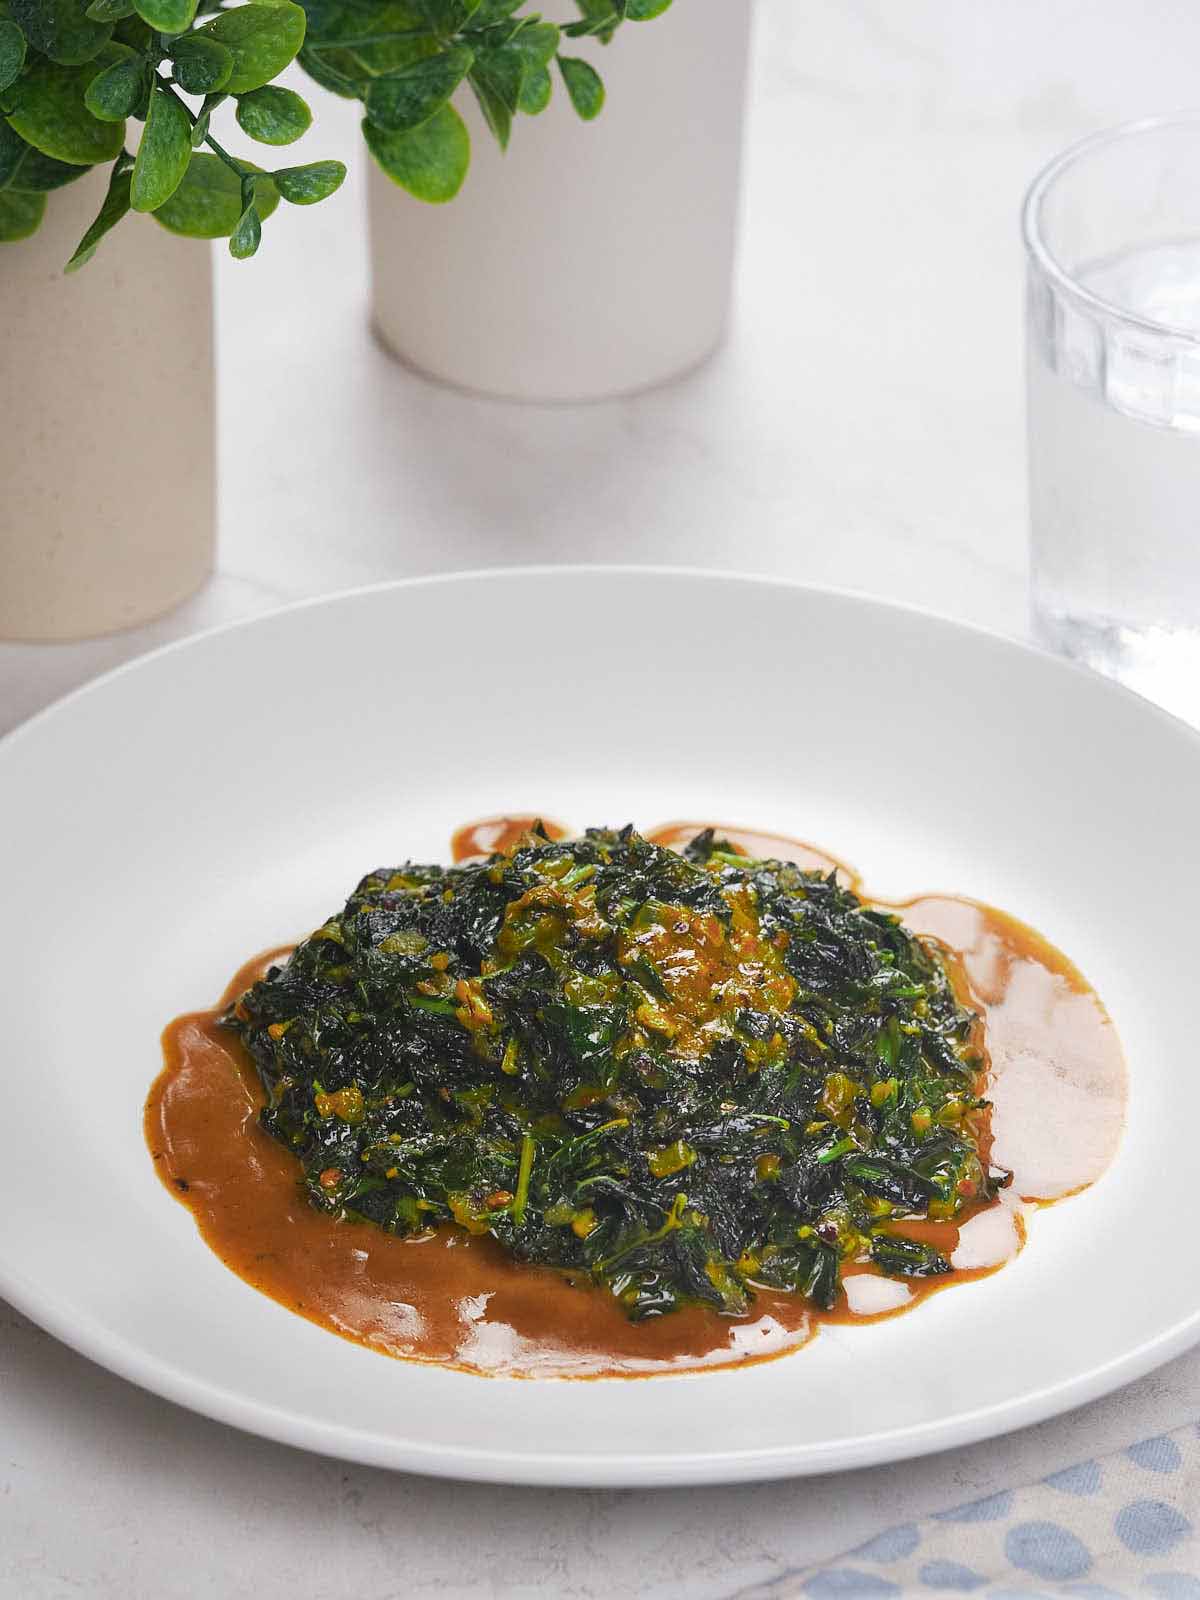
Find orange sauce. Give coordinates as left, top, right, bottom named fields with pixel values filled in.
left=450, top=815, right=570, bottom=864
left=146, top=820, right=1125, bottom=1378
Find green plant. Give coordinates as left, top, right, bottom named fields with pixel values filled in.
left=0, top=0, right=672, bottom=267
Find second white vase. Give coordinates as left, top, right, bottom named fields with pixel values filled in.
left=368, top=0, right=753, bottom=402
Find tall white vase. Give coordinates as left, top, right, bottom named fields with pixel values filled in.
left=368, top=0, right=753, bottom=402
left=0, top=166, right=214, bottom=641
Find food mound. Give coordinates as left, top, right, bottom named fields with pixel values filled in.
left=227, top=826, right=1009, bottom=1321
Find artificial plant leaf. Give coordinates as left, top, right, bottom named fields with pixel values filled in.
left=466, top=0, right=521, bottom=23
left=310, top=0, right=422, bottom=32
left=352, top=16, right=441, bottom=79
left=83, top=48, right=144, bottom=120
left=110, top=11, right=150, bottom=45
left=5, top=54, right=126, bottom=163
left=467, top=67, right=508, bottom=148
left=271, top=155, right=343, bottom=201
left=0, top=185, right=45, bottom=237
left=228, top=195, right=260, bottom=256
left=0, top=117, right=91, bottom=185
left=14, top=145, right=90, bottom=185
left=362, top=98, right=466, bottom=201
left=234, top=83, right=310, bottom=143
left=133, top=0, right=196, bottom=33
left=301, top=1, right=433, bottom=79
left=416, top=0, right=480, bottom=30
left=508, top=19, right=560, bottom=67
left=561, top=0, right=619, bottom=42
left=189, top=88, right=224, bottom=145
left=151, top=148, right=278, bottom=234
left=295, top=43, right=363, bottom=99
left=130, top=86, right=192, bottom=209
left=557, top=54, right=602, bottom=119
left=475, top=17, right=557, bottom=85
left=363, top=43, right=472, bottom=135
left=0, top=115, right=26, bottom=184
left=625, top=0, right=670, bottom=16
left=517, top=61, right=549, bottom=114
left=0, top=17, right=26, bottom=90
left=350, top=31, right=437, bottom=78
left=469, top=21, right=556, bottom=144
left=9, top=0, right=113, bottom=62
left=198, top=2, right=306, bottom=94
left=64, top=152, right=130, bottom=267
left=84, top=0, right=136, bottom=20
left=171, top=34, right=233, bottom=94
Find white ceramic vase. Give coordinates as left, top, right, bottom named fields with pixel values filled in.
left=0, top=166, right=214, bottom=641
left=368, top=0, right=753, bottom=402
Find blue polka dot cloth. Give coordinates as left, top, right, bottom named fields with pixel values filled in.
left=784, top=1424, right=1199, bottom=1597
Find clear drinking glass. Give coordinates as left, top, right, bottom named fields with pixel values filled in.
left=1024, top=114, right=1200, bottom=725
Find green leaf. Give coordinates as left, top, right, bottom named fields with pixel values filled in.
left=171, top=34, right=233, bottom=94
left=625, top=0, right=670, bottom=16
left=561, top=0, right=619, bottom=42
left=0, top=116, right=28, bottom=185
left=234, top=83, right=310, bottom=143
left=516, top=60, right=548, bottom=114
left=363, top=43, right=471, bottom=135
left=351, top=30, right=436, bottom=79
left=152, top=148, right=278, bottom=235
left=5, top=54, right=126, bottom=164
left=130, top=86, right=192, bottom=209
left=0, top=17, right=26, bottom=91
left=271, top=156, right=343, bottom=202
left=363, top=99, right=467, bottom=202
left=309, top=0, right=422, bottom=30
left=0, top=186, right=45, bottom=238
left=85, top=0, right=135, bottom=20
left=83, top=49, right=144, bottom=120
left=189, top=88, right=225, bottom=146
left=508, top=19, right=559, bottom=68
left=300, top=1, right=435, bottom=78
left=198, top=2, right=305, bottom=94
left=295, top=42, right=363, bottom=99
left=466, top=0, right=520, bottom=22
left=64, top=152, right=130, bottom=267
left=110, top=11, right=150, bottom=45
left=469, top=23, right=557, bottom=146
left=416, top=0, right=479, bottom=29
left=228, top=194, right=259, bottom=256
left=132, top=0, right=196, bottom=32
left=0, top=117, right=91, bottom=187
left=9, top=0, right=111, bottom=63
left=557, top=54, right=602, bottom=120
left=467, top=66, right=508, bottom=148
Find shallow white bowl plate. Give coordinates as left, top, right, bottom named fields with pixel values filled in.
left=2, top=570, right=1198, bottom=1487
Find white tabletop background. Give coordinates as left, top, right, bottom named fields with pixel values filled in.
left=3, top=3, right=1199, bottom=1593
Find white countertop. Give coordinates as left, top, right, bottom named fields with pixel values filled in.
left=4, top=3, right=1200, bottom=1593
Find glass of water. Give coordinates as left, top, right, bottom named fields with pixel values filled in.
left=1024, top=114, right=1200, bottom=725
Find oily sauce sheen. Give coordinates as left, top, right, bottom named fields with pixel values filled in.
left=145, top=818, right=1126, bottom=1379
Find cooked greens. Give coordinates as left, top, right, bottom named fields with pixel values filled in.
left=227, top=826, right=1009, bottom=1321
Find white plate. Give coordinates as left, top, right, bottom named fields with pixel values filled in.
left=2, top=568, right=1198, bottom=1487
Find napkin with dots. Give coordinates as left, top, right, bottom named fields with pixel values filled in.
left=780, top=1426, right=1198, bottom=1598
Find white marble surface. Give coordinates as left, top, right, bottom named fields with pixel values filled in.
left=4, top=2, right=1200, bottom=1594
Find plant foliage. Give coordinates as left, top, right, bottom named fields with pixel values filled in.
left=0, top=0, right=671, bottom=261
left=228, top=827, right=1011, bottom=1323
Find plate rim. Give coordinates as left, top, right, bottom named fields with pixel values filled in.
left=4, top=563, right=1200, bottom=1486
left=4, top=1245, right=1198, bottom=1487
left=4, top=562, right=1199, bottom=763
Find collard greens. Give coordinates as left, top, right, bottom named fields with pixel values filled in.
left=228, top=827, right=1009, bottom=1320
